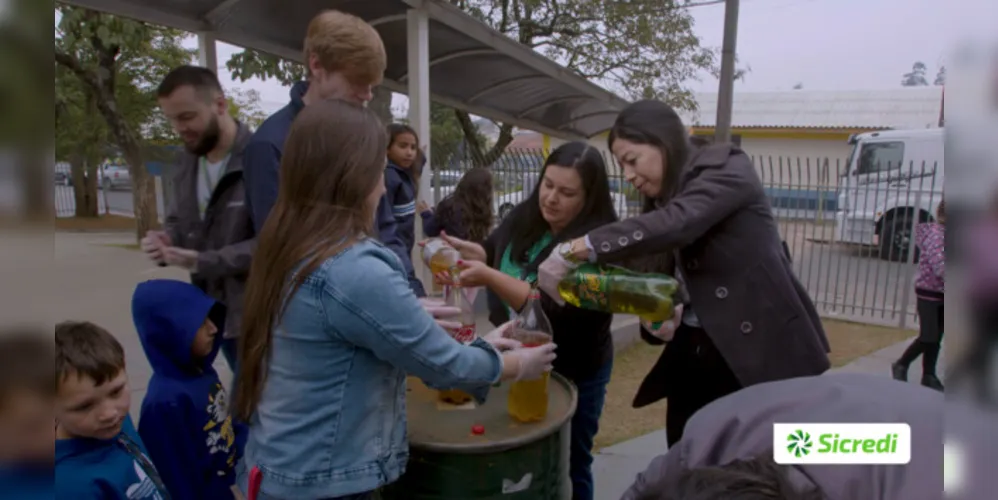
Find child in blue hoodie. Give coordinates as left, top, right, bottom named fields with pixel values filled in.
left=132, top=279, right=246, bottom=500
left=385, top=123, right=424, bottom=256
left=55, top=321, right=170, bottom=499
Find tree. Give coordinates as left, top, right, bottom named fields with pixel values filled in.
left=934, top=66, right=946, bottom=86
left=55, top=62, right=106, bottom=217
left=901, top=61, right=929, bottom=86
left=792, top=82, right=804, bottom=90
left=54, top=5, right=194, bottom=239
left=227, top=88, right=268, bottom=129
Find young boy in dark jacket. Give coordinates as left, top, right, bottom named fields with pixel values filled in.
left=132, top=279, right=246, bottom=500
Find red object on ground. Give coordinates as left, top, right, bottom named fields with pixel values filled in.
left=471, top=424, right=485, bottom=435
left=247, top=466, right=263, bottom=500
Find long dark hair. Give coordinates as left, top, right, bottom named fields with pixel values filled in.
left=506, top=141, right=619, bottom=265
left=437, top=167, right=493, bottom=243
left=609, top=99, right=692, bottom=211
left=235, top=100, right=387, bottom=421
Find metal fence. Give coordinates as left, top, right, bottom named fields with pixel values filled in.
left=431, top=146, right=942, bottom=329
left=55, top=145, right=941, bottom=330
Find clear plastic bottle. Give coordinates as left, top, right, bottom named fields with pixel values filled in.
left=437, top=284, right=477, bottom=405
left=506, top=287, right=554, bottom=423
left=421, top=237, right=461, bottom=296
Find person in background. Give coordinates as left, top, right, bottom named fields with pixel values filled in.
left=233, top=100, right=556, bottom=500
left=892, top=198, right=946, bottom=390
left=417, top=167, right=494, bottom=243
left=132, top=279, right=246, bottom=500
left=621, top=374, right=944, bottom=500
left=436, top=142, right=620, bottom=500
left=384, top=123, right=421, bottom=256
left=0, top=331, right=54, bottom=499
left=242, top=9, right=425, bottom=298
left=537, top=100, right=830, bottom=447
left=55, top=322, right=169, bottom=500
left=141, top=65, right=254, bottom=380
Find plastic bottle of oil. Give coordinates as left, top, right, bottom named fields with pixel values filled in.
left=557, top=265, right=680, bottom=323
left=506, top=287, right=554, bottom=423
left=421, top=237, right=460, bottom=296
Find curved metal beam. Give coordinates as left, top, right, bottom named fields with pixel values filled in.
left=368, top=13, right=407, bottom=27
left=558, top=110, right=620, bottom=132
left=467, top=75, right=550, bottom=103
left=398, top=48, right=499, bottom=82
left=203, top=0, right=246, bottom=27
left=515, top=95, right=590, bottom=119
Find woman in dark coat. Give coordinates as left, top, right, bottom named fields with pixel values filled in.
left=537, top=100, right=831, bottom=446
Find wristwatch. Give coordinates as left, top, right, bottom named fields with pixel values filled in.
left=557, top=239, right=586, bottom=264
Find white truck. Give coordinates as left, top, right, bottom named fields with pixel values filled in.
left=835, top=128, right=944, bottom=262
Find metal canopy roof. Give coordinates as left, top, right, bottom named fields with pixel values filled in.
left=59, top=0, right=629, bottom=139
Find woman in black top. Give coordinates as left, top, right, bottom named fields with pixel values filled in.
left=438, top=142, right=619, bottom=500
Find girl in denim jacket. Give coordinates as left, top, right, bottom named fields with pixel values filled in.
left=232, top=101, right=556, bottom=500
left=892, top=198, right=945, bottom=390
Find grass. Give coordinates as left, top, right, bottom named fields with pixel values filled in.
left=593, top=319, right=916, bottom=450
left=55, top=215, right=136, bottom=232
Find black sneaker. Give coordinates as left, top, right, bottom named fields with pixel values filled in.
left=921, top=374, right=944, bottom=391
left=891, top=362, right=908, bottom=382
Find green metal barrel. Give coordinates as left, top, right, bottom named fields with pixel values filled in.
left=381, top=373, right=578, bottom=500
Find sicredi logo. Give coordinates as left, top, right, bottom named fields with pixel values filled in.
left=773, top=423, right=911, bottom=464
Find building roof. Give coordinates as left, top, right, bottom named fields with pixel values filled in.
left=61, top=0, right=628, bottom=139
left=682, top=88, right=944, bottom=130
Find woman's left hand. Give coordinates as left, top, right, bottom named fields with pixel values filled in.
left=416, top=200, right=430, bottom=213
left=482, top=321, right=522, bottom=352
left=537, top=251, right=579, bottom=305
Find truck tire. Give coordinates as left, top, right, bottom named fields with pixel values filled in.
left=878, top=212, right=928, bottom=262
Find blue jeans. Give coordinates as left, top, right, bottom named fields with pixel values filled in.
left=221, top=337, right=239, bottom=393
left=567, top=358, right=613, bottom=500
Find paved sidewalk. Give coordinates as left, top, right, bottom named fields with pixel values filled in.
left=591, top=339, right=946, bottom=499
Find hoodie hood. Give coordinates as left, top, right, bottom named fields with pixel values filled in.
left=132, top=279, right=226, bottom=377
left=387, top=161, right=415, bottom=183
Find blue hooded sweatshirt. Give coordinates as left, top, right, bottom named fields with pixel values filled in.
left=385, top=161, right=418, bottom=256
left=55, top=415, right=169, bottom=499
left=132, top=279, right=246, bottom=500
left=242, top=81, right=425, bottom=297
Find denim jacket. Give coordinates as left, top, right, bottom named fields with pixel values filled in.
left=238, top=239, right=502, bottom=499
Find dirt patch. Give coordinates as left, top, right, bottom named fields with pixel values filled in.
left=55, top=215, right=136, bottom=233
left=594, top=319, right=916, bottom=450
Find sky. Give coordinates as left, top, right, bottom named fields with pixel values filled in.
left=194, top=0, right=997, bottom=116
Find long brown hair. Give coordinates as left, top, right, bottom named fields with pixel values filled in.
left=438, top=167, right=494, bottom=242
left=234, top=100, right=387, bottom=421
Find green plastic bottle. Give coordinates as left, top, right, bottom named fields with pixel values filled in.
left=557, top=265, right=679, bottom=323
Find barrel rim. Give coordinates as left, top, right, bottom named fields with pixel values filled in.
left=407, top=371, right=579, bottom=454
